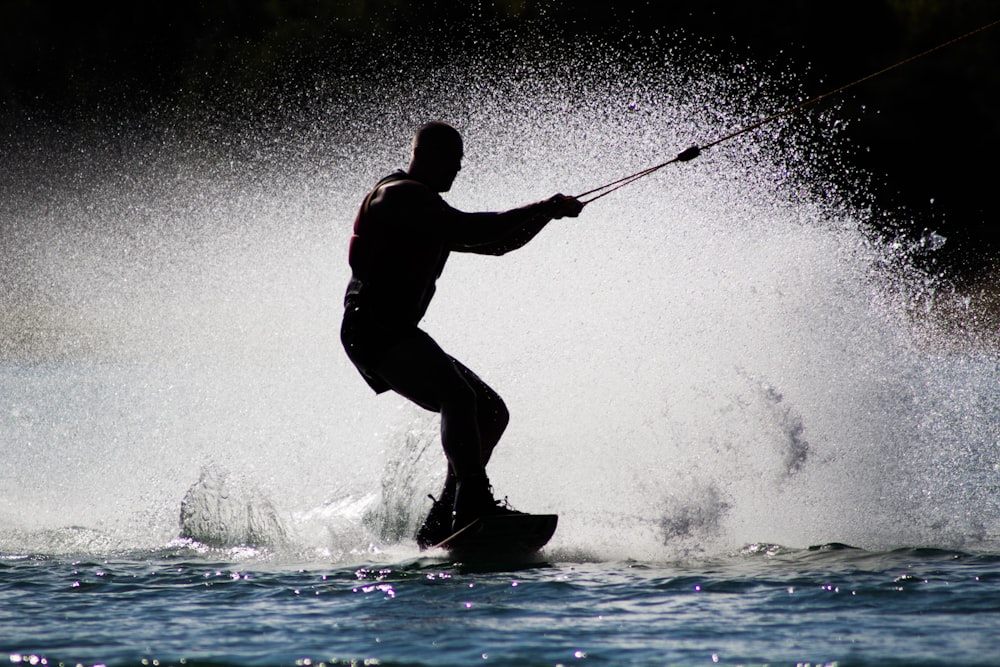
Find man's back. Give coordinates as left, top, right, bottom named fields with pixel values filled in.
left=346, top=172, right=451, bottom=327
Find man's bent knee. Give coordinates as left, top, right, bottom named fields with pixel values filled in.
left=439, top=374, right=479, bottom=416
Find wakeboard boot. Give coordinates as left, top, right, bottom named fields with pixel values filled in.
left=451, top=474, right=525, bottom=533
left=415, top=485, right=456, bottom=549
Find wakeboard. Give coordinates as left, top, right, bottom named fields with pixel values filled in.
left=432, top=513, right=558, bottom=559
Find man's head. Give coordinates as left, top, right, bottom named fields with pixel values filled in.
left=408, top=121, right=464, bottom=192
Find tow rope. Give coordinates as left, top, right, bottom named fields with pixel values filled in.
left=575, top=17, right=1000, bottom=205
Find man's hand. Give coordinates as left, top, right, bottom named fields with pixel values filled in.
left=545, top=193, right=584, bottom=219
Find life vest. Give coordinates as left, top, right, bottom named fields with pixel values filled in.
left=343, top=171, right=450, bottom=326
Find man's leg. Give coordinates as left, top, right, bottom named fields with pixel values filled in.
left=455, top=362, right=510, bottom=467
left=370, top=331, right=505, bottom=535
left=374, top=332, right=482, bottom=479
left=420, top=363, right=509, bottom=544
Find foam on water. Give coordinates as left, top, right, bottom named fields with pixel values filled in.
left=1, top=30, right=997, bottom=562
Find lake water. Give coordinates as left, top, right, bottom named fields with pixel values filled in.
left=3, top=544, right=1000, bottom=666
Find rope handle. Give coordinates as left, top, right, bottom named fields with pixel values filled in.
left=577, top=145, right=700, bottom=204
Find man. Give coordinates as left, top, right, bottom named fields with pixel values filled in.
left=341, top=121, right=583, bottom=548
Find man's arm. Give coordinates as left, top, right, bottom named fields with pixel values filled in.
left=446, top=195, right=583, bottom=256
left=372, top=179, right=582, bottom=255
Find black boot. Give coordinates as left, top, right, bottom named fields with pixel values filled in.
left=452, top=474, right=496, bottom=533
left=415, top=485, right=456, bottom=549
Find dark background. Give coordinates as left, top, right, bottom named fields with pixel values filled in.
left=2, top=0, right=997, bottom=281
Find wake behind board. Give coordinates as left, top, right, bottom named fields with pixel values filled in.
left=432, top=513, right=558, bottom=559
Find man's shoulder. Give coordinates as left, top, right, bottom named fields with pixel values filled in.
left=378, top=176, right=426, bottom=195
left=372, top=173, right=440, bottom=209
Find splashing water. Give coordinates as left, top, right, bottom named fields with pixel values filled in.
left=1, top=31, right=997, bottom=563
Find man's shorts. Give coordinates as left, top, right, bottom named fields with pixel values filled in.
left=341, top=305, right=429, bottom=394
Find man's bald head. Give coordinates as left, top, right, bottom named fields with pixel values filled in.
left=408, top=121, right=464, bottom=192
left=412, top=121, right=463, bottom=158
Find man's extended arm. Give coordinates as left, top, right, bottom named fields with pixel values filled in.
left=446, top=195, right=582, bottom=256
left=372, top=179, right=581, bottom=255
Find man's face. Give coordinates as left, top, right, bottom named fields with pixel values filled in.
left=437, top=149, right=463, bottom=191
left=410, top=127, right=464, bottom=192
left=428, top=147, right=463, bottom=192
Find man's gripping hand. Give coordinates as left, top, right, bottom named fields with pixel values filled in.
left=544, top=193, right=584, bottom=219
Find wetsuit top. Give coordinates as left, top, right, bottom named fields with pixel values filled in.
left=344, top=170, right=553, bottom=328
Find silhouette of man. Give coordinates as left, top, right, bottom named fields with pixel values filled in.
left=341, top=121, right=583, bottom=548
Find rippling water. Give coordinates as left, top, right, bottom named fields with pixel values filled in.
left=4, top=545, right=1000, bottom=666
